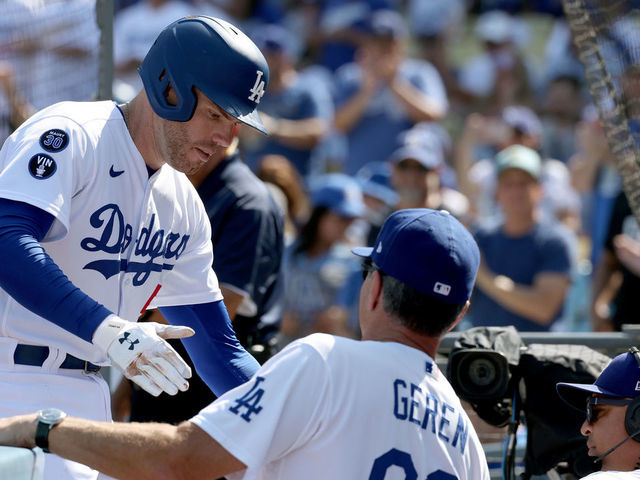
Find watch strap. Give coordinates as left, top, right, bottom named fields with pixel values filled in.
left=35, top=420, right=54, bottom=453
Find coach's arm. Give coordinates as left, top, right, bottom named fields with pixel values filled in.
left=0, top=413, right=243, bottom=480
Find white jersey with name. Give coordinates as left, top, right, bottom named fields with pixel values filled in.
left=191, top=333, right=490, bottom=480
left=0, top=100, right=222, bottom=363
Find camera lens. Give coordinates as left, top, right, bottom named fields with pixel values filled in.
left=468, top=357, right=497, bottom=386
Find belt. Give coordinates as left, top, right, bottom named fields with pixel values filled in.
left=13, top=344, right=101, bottom=372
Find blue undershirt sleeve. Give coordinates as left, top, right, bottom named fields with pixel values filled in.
left=0, top=199, right=112, bottom=342
left=159, top=300, right=260, bottom=396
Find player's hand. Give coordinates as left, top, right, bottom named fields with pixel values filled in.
left=93, top=315, right=195, bottom=397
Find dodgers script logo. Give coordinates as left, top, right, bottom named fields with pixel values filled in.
left=80, top=204, right=190, bottom=286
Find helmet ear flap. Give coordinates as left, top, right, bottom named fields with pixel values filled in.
left=140, top=44, right=198, bottom=123
left=161, top=70, right=198, bottom=121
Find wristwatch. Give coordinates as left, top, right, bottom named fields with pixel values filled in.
left=35, top=408, right=67, bottom=453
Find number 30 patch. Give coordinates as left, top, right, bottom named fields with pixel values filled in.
left=39, top=129, right=69, bottom=152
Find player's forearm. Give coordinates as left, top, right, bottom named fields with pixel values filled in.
left=45, top=416, right=212, bottom=480
left=0, top=414, right=242, bottom=480
left=51, top=417, right=183, bottom=480
left=160, top=301, right=260, bottom=396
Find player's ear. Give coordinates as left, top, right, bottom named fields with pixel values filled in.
left=164, top=83, right=178, bottom=107
left=367, top=271, right=384, bottom=311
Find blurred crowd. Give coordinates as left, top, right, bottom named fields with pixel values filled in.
left=2, top=0, right=639, bottom=346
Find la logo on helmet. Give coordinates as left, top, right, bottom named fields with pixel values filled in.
left=248, top=70, right=266, bottom=104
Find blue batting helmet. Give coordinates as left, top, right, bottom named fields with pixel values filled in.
left=138, top=16, right=269, bottom=133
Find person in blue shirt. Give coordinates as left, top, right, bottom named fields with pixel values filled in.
left=332, top=9, right=448, bottom=175
left=469, top=145, right=575, bottom=332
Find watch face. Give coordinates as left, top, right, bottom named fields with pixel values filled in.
left=38, top=408, right=67, bottom=424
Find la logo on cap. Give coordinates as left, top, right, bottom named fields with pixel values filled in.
left=636, top=380, right=640, bottom=391
left=434, top=282, right=451, bottom=296
left=376, top=242, right=383, bottom=253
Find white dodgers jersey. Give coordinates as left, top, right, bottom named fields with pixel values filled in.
left=191, top=333, right=490, bottom=480
left=0, top=101, right=221, bottom=362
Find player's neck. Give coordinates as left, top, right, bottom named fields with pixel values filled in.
left=363, top=321, right=440, bottom=358
left=126, top=94, right=164, bottom=171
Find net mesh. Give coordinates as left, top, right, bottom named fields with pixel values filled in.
left=562, top=0, right=640, bottom=222
left=0, top=0, right=101, bottom=143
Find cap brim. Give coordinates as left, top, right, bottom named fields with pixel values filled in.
left=556, top=382, right=617, bottom=412
left=236, top=108, right=267, bottom=135
left=351, top=246, right=373, bottom=258
left=202, top=89, right=268, bottom=135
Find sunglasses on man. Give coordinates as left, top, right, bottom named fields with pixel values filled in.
left=361, top=259, right=385, bottom=281
left=585, top=396, right=632, bottom=424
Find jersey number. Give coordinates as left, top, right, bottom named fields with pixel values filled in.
left=43, top=135, right=64, bottom=149
left=368, top=448, right=459, bottom=480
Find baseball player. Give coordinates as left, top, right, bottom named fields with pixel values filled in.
left=557, top=348, right=640, bottom=478
left=0, top=16, right=268, bottom=479
left=0, top=208, right=491, bottom=480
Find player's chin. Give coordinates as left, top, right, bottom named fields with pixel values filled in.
left=176, top=151, right=209, bottom=174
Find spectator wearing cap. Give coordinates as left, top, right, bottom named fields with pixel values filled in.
left=279, top=174, right=365, bottom=345
left=556, top=348, right=640, bottom=477
left=454, top=104, right=543, bottom=224
left=332, top=8, right=448, bottom=174
left=390, top=143, right=470, bottom=224
left=469, top=145, right=575, bottom=332
left=240, top=23, right=332, bottom=180
left=456, top=10, right=536, bottom=114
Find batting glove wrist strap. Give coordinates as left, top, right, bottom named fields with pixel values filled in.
left=92, top=314, right=129, bottom=353
left=92, top=315, right=194, bottom=397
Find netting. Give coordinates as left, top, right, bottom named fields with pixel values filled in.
left=0, top=0, right=102, bottom=143
left=562, top=0, right=640, bottom=224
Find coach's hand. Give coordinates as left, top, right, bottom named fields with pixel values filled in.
left=93, top=315, right=194, bottom=396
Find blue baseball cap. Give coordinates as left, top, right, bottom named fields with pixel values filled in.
left=310, top=174, right=366, bottom=219
left=557, top=349, right=640, bottom=412
left=352, top=208, right=480, bottom=303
